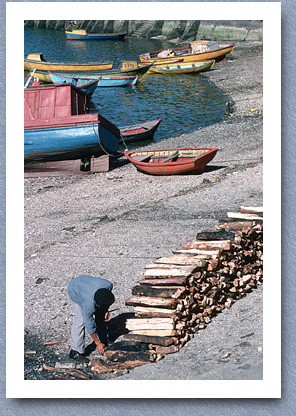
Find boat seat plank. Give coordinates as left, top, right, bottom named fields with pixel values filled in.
left=160, top=151, right=179, bottom=163
left=132, top=155, right=152, bottom=162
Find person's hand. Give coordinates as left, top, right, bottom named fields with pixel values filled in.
left=96, top=341, right=106, bottom=355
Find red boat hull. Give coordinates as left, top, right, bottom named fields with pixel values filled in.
left=124, top=147, right=218, bottom=176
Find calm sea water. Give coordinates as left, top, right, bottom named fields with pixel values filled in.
left=24, top=27, right=228, bottom=143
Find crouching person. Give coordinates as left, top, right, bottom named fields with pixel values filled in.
left=67, top=275, right=115, bottom=362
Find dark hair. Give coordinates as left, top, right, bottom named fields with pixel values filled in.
left=94, top=289, right=115, bottom=309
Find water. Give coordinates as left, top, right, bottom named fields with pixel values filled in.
left=25, top=27, right=228, bottom=143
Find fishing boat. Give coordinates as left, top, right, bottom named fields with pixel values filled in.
left=33, top=61, right=152, bottom=83
left=65, top=29, right=126, bottom=41
left=139, top=41, right=235, bottom=65
left=24, top=84, right=120, bottom=165
left=149, top=60, right=215, bottom=74
left=24, top=53, right=113, bottom=72
left=124, top=147, right=218, bottom=176
left=48, top=71, right=138, bottom=87
left=119, top=119, right=162, bottom=143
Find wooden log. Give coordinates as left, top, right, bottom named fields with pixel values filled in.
left=145, top=263, right=195, bottom=271
left=173, top=249, right=221, bottom=258
left=152, top=344, right=181, bottom=354
left=131, top=285, right=186, bottom=298
left=227, top=212, right=263, bottom=221
left=143, top=268, right=193, bottom=278
left=126, top=317, right=175, bottom=331
left=216, top=219, right=261, bottom=231
left=134, top=306, right=179, bottom=317
left=127, top=329, right=182, bottom=337
left=138, top=277, right=189, bottom=286
left=196, top=229, right=236, bottom=241
left=124, top=333, right=177, bottom=347
left=125, top=296, right=176, bottom=309
left=182, top=240, right=231, bottom=251
left=239, top=206, right=263, bottom=215
left=155, top=256, right=208, bottom=268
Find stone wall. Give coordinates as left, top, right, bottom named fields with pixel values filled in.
left=24, top=20, right=263, bottom=42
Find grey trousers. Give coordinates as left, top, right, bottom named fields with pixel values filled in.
left=70, top=301, right=86, bottom=354
left=70, top=301, right=109, bottom=354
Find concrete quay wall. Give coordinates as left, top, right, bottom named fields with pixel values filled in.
left=24, top=20, right=263, bottom=42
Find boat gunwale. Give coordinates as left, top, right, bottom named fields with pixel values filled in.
left=125, top=147, right=218, bottom=167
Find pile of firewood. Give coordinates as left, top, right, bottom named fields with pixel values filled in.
left=91, top=206, right=263, bottom=374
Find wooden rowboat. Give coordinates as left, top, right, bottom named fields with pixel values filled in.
left=149, top=60, right=215, bottom=74
left=24, top=53, right=113, bottom=72
left=119, top=119, right=162, bottom=143
left=34, top=61, right=153, bottom=83
left=124, top=147, right=218, bottom=175
left=65, top=30, right=126, bottom=41
left=139, top=41, right=234, bottom=65
left=48, top=71, right=138, bottom=87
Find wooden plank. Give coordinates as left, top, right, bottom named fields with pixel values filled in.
left=145, top=263, right=197, bottom=271
left=125, top=296, right=176, bottom=308
left=131, top=285, right=186, bottom=299
left=90, top=155, right=109, bottom=173
left=126, top=317, right=175, bottom=330
left=144, top=268, right=192, bottom=278
left=24, top=159, right=89, bottom=178
left=195, top=229, right=236, bottom=241
left=240, top=206, right=263, bottom=215
left=173, top=249, right=221, bottom=258
left=182, top=240, right=231, bottom=251
left=128, top=329, right=181, bottom=337
left=227, top=212, right=263, bottom=220
left=124, top=333, right=177, bottom=347
left=138, top=277, right=189, bottom=286
left=153, top=344, right=181, bottom=354
left=155, top=256, right=208, bottom=267
left=134, top=306, right=179, bottom=317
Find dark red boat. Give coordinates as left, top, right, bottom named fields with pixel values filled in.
left=124, top=147, right=218, bottom=176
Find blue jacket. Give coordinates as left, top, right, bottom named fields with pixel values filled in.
left=68, top=275, right=113, bottom=334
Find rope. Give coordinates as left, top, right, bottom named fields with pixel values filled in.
left=90, top=113, right=118, bottom=157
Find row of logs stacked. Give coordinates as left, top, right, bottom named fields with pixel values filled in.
left=124, top=206, right=263, bottom=355
left=91, top=206, right=263, bottom=374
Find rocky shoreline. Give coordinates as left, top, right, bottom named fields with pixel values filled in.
left=24, top=40, right=263, bottom=380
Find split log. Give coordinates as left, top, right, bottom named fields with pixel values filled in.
left=182, top=240, right=231, bottom=251
left=132, top=285, right=186, bottom=298
left=196, top=229, right=236, bottom=241
left=239, top=206, right=263, bottom=215
left=134, top=306, right=181, bottom=318
left=125, top=296, right=176, bottom=308
left=138, top=277, right=189, bottom=286
left=227, top=212, right=263, bottom=221
left=143, top=267, right=194, bottom=278
left=126, top=317, right=175, bottom=331
left=152, top=344, right=181, bottom=354
left=173, top=248, right=221, bottom=258
left=127, top=329, right=182, bottom=337
left=43, top=339, right=67, bottom=346
left=124, top=333, right=177, bottom=347
left=145, top=263, right=197, bottom=271
left=216, top=219, right=262, bottom=231
left=155, top=256, right=208, bottom=268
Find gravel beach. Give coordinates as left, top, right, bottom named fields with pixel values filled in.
left=24, top=40, right=263, bottom=380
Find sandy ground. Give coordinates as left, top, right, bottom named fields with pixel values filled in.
left=24, top=40, right=263, bottom=380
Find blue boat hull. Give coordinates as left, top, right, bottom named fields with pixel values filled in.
left=66, top=32, right=126, bottom=41
left=49, top=72, right=138, bottom=87
left=24, top=121, right=119, bottom=163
